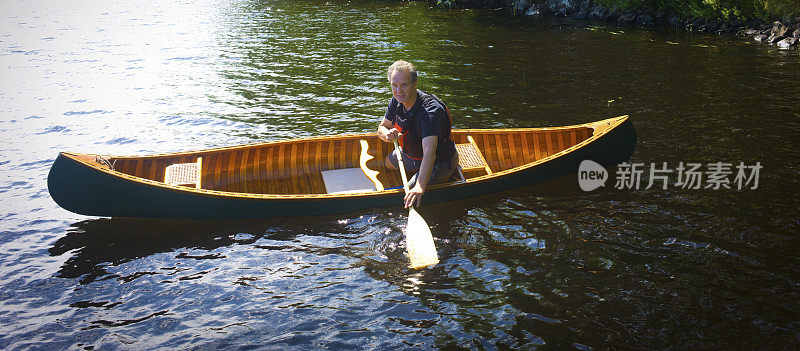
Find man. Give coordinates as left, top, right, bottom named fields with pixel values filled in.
left=377, top=60, right=458, bottom=208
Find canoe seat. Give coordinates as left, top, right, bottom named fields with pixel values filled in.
left=319, top=140, right=384, bottom=194
left=321, top=168, right=375, bottom=194
left=164, top=157, right=202, bottom=189
left=455, top=136, right=492, bottom=178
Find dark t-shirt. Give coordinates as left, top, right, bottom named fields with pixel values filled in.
left=384, top=90, right=456, bottom=163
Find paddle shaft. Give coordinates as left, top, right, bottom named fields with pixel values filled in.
left=392, top=139, right=412, bottom=195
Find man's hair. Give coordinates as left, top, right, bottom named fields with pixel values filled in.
left=387, top=60, right=417, bottom=83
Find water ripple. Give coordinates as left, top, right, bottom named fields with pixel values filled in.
left=1, top=0, right=799, bottom=349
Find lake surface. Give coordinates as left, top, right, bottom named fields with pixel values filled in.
left=1, top=0, right=799, bottom=349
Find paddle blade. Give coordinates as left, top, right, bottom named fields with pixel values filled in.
left=406, top=208, right=439, bottom=269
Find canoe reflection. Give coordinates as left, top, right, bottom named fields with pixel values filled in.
left=46, top=209, right=454, bottom=286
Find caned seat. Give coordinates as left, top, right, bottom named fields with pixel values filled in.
left=455, top=135, right=492, bottom=178
left=164, top=157, right=202, bottom=189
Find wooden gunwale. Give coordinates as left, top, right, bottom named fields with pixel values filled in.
left=60, top=116, right=628, bottom=200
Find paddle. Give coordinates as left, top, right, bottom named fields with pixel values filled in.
left=392, top=139, right=439, bottom=269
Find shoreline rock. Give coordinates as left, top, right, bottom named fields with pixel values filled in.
left=447, top=0, right=800, bottom=51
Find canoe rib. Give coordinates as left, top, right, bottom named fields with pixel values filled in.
left=48, top=116, right=635, bottom=219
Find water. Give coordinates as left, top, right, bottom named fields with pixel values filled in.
left=2, top=0, right=799, bottom=349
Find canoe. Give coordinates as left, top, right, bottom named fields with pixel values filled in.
left=48, top=115, right=636, bottom=219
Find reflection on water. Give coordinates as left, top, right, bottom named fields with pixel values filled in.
left=1, top=0, right=799, bottom=349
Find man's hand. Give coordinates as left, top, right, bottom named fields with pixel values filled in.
left=403, top=135, right=437, bottom=208
left=385, top=128, right=399, bottom=141
left=378, top=117, right=399, bottom=142
left=404, top=183, right=425, bottom=208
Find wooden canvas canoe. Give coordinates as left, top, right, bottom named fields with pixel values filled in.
left=47, top=115, right=636, bottom=219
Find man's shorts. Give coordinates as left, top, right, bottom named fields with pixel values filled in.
left=388, top=149, right=459, bottom=187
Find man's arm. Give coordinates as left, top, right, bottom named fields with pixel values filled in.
left=404, top=135, right=437, bottom=208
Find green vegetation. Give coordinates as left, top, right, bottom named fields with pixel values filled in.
left=594, top=0, right=800, bottom=21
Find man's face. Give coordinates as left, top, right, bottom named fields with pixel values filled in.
left=390, top=69, right=417, bottom=105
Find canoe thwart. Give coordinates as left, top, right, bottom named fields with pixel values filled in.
left=455, top=136, right=492, bottom=175
left=359, top=139, right=384, bottom=191
left=164, top=157, right=202, bottom=189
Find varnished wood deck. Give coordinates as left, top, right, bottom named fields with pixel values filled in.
left=106, top=126, right=595, bottom=195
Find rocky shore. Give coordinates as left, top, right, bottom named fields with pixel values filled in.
left=451, top=0, right=800, bottom=51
